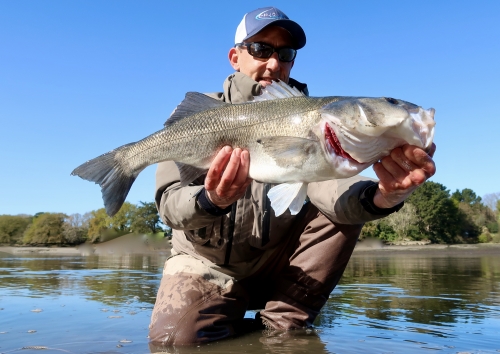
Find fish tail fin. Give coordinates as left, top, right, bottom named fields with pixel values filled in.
left=71, top=144, right=141, bottom=216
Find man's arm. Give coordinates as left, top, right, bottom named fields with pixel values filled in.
left=155, top=161, right=219, bottom=231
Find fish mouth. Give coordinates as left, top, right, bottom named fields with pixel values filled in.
left=324, top=124, right=359, bottom=163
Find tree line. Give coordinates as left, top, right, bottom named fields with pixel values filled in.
left=0, top=201, right=169, bottom=246
left=1, top=182, right=499, bottom=247
left=362, top=182, right=500, bottom=244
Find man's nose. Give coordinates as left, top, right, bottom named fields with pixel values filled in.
left=266, top=52, right=280, bottom=71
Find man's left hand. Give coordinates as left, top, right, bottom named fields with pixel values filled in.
left=372, top=143, right=437, bottom=209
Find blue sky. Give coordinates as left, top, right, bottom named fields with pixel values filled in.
left=1, top=1, right=499, bottom=216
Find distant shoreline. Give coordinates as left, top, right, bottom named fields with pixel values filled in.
left=2, top=242, right=500, bottom=257
left=353, top=241, right=500, bottom=255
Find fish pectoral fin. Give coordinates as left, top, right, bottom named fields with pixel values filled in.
left=257, top=136, right=320, bottom=168
left=175, top=162, right=208, bottom=187
left=267, top=183, right=308, bottom=216
left=165, top=93, right=229, bottom=127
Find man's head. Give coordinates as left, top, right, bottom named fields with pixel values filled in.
left=228, top=7, right=306, bottom=87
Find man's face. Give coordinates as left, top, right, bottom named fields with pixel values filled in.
left=229, top=26, right=295, bottom=87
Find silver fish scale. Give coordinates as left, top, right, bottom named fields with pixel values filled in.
left=121, top=96, right=340, bottom=172
left=71, top=84, right=435, bottom=217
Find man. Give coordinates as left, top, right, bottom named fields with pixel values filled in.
left=149, top=6, right=436, bottom=347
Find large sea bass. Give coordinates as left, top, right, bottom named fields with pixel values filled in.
left=72, top=81, right=435, bottom=217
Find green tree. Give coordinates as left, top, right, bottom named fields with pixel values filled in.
left=109, top=202, right=136, bottom=233
left=360, top=219, right=397, bottom=242
left=130, top=201, right=164, bottom=234
left=451, top=188, right=482, bottom=206
left=86, top=202, right=136, bottom=243
left=407, top=182, right=462, bottom=243
left=23, top=213, right=66, bottom=245
left=87, top=208, right=109, bottom=242
left=0, top=215, right=33, bottom=245
left=453, top=188, right=497, bottom=236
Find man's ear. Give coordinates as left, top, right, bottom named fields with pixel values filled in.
left=228, top=47, right=240, bottom=71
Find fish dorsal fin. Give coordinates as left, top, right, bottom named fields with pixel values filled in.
left=175, top=162, right=207, bottom=187
left=253, top=80, right=305, bottom=102
left=165, top=93, right=228, bottom=127
left=267, top=182, right=308, bottom=216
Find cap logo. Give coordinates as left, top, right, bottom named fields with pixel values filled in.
left=255, top=8, right=288, bottom=21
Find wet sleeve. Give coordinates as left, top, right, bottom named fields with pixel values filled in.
left=155, top=161, right=222, bottom=230
left=307, top=175, right=402, bottom=224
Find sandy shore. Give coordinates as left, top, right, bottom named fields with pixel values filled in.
left=0, top=233, right=173, bottom=256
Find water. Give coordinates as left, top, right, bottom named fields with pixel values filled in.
left=1, top=246, right=499, bottom=353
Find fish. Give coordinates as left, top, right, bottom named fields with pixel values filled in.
left=71, top=81, right=435, bottom=217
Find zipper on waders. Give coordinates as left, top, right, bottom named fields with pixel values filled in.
left=223, top=203, right=237, bottom=266
left=261, top=183, right=271, bottom=247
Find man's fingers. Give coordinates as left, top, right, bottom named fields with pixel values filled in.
left=217, top=148, right=242, bottom=194
left=402, top=145, right=436, bottom=178
left=379, top=148, right=415, bottom=182
left=205, top=146, right=232, bottom=190
left=427, top=143, right=437, bottom=158
left=233, top=150, right=250, bottom=185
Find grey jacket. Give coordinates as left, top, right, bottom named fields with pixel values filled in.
left=155, top=73, right=393, bottom=275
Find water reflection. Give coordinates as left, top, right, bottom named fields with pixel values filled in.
left=0, top=254, right=166, bottom=305
left=0, top=248, right=499, bottom=353
left=329, top=254, right=500, bottom=326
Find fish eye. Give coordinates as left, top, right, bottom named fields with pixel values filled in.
left=385, top=97, right=399, bottom=105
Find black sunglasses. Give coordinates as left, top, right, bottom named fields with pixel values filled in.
left=235, top=42, right=297, bottom=62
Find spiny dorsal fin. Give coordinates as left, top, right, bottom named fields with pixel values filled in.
left=253, top=80, right=305, bottom=102
left=165, top=93, right=229, bottom=127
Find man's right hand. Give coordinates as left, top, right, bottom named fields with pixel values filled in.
left=204, top=146, right=252, bottom=209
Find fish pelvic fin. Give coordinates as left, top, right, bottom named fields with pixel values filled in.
left=71, top=144, right=141, bottom=217
left=165, top=93, right=229, bottom=127
left=267, top=182, right=308, bottom=216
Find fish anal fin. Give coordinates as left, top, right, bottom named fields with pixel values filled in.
left=267, top=183, right=308, bottom=216
left=175, top=162, right=207, bottom=187
left=257, top=136, right=319, bottom=168
left=165, top=93, right=228, bottom=127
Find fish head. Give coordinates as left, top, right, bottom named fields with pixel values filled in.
left=319, top=97, right=435, bottom=165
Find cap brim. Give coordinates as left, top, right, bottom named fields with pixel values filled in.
left=243, top=19, right=306, bottom=49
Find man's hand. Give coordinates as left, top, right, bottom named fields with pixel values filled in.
left=372, top=143, right=437, bottom=209
left=205, top=146, right=253, bottom=209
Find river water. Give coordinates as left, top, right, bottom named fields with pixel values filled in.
left=1, top=245, right=499, bottom=353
